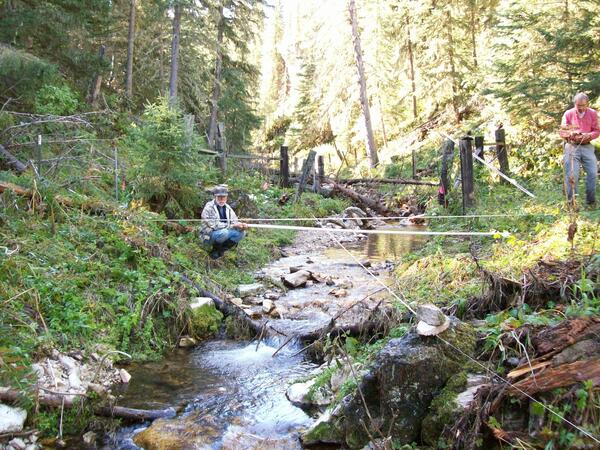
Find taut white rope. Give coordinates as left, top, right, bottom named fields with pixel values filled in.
left=437, top=131, right=536, bottom=198
left=246, top=223, right=507, bottom=237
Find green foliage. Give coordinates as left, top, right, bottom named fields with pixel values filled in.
left=490, top=0, right=600, bottom=126
left=189, top=304, right=223, bottom=339
left=34, top=84, right=81, bottom=115
left=0, top=46, right=59, bottom=109
left=125, top=98, right=215, bottom=216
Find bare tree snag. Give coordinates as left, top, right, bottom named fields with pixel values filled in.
left=125, top=0, right=136, bottom=100
left=348, top=0, right=378, bottom=167
left=88, top=46, right=106, bottom=107
left=169, top=2, right=182, bottom=103
left=208, top=4, right=225, bottom=151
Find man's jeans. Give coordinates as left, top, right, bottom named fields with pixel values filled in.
left=564, top=143, right=598, bottom=204
left=207, top=228, right=245, bottom=245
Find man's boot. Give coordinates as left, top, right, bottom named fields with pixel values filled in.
left=209, top=243, right=224, bottom=259
left=222, top=240, right=238, bottom=250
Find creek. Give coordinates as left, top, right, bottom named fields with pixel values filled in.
left=101, top=225, right=426, bottom=449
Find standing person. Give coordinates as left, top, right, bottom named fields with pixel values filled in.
left=559, top=92, right=599, bottom=207
left=200, top=185, right=248, bottom=259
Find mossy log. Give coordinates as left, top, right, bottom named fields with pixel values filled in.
left=0, top=388, right=176, bottom=421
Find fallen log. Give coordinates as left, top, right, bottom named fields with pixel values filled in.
left=509, top=357, right=600, bottom=397
left=0, top=387, right=176, bottom=421
left=532, top=317, right=600, bottom=355
left=330, top=181, right=397, bottom=216
left=0, top=144, right=28, bottom=174
left=335, top=177, right=437, bottom=187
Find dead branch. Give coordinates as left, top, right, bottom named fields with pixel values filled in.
left=0, top=144, right=27, bottom=173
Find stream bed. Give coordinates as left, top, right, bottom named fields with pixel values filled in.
left=101, top=226, right=426, bottom=449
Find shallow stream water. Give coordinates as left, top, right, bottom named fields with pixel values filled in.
left=101, top=226, right=426, bottom=449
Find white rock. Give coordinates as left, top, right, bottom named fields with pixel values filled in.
left=68, top=367, right=82, bottom=390
left=235, top=283, right=264, bottom=298
left=263, top=292, right=281, bottom=300
left=0, top=404, right=27, bottom=434
left=230, top=297, right=244, bottom=306
left=119, top=368, right=132, bottom=383
left=190, top=297, right=214, bottom=309
left=416, top=304, right=447, bottom=326
left=82, top=431, right=97, bottom=445
left=286, top=379, right=333, bottom=407
left=58, top=355, right=77, bottom=372
left=262, top=300, right=274, bottom=314
left=8, top=438, right=26, bottom=450
left=456, top=374, right=489, bottom=409
left=178, top=336, right=198, bottom=348
left=26, top=445, right=37, bottom=450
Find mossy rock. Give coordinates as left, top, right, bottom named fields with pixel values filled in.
left=302, top=409, right=344, bottom=445
left=420, top=371, right=468, bottom=446
left=189, top=304, right=223, bottom=339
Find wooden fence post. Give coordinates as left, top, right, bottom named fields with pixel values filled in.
left=295, top=150, right=316, bottom=202
left=495, top=126, right=509, bottom=183
left=313, top=163, right=320, bottom=193
left=317, top=155, right=325, bottom=185
left=459, top=136, right=474, bottom=212
left=474, top=135, right=484, bottom=159
left=279, top=145, right=290, bottom=188
left=438, top=139, right=455, bottom=207
left=36, top=134, right=42, bottom=178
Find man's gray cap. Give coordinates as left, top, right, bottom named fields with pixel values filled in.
left=213, top=185, right=229, bottom=196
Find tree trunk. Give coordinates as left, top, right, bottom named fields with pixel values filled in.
left=348, top=0, right=378, bottom=167
left=88, top=45, right=106, bottom=107
left=405, top=14, right=417, bottom=121
left=446, top=9, right=460, bottom=122
left=125, top=0, right=136, bottom=100
left=169, top=3, right=182, bottom=103
left=208, top=4, right=225, bottom=151
left=469, top=0, right=478, bottom=68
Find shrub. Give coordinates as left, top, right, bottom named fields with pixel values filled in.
left=34, top=84, right=80, bottom=115
left=125, top=97, right=217, bottom=216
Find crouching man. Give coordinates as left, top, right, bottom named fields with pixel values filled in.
left=200, top=185, right=248, bottom=259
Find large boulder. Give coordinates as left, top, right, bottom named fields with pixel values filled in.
left=133, top=416, right=221, bottom=450
left=302, top=318, right=476, bottom=448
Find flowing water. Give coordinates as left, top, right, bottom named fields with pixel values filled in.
left=101, top=226, right=426, bottom=449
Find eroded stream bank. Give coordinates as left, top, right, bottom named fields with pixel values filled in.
left=101, top=225, right=426, bottom=449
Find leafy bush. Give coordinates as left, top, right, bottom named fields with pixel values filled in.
left=34, top=84, right=80, bottom=115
